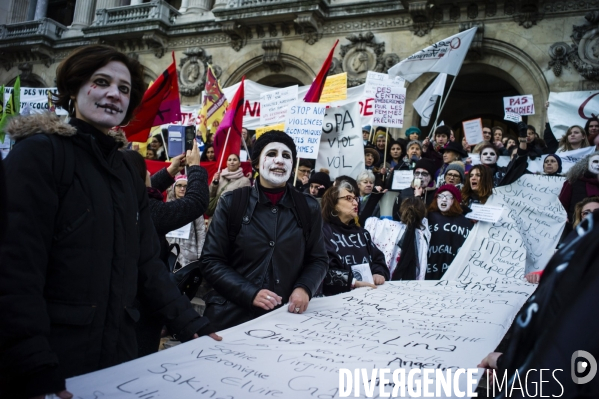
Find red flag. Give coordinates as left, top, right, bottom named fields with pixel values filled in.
left=213, top=76, right=244, bottom=170
left=303, top=40, right=339, bottom=103
left=123, top=53, right=181, bottom=143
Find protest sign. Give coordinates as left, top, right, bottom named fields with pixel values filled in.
left=373, top=86, right=406, bottom=128
left=223, top=79, right=375, bottom=129
left=256, top=123, right=285, bottom=138
left=351, top=263, right=374, bottom=284
left=443, top=174, right=566, bottom=282
left=165, top=223, right=191, bottom=239
left=283, top=102, right=326, bottom=159
left=260, top=85, right=298, bottom=125
left=319, top=72, right=347, bottom=104
left=465, top=204, right=505, bottom=223
left=67, top=280, right=535, bottom=399
left=316, top=102, right=365, bottom=179
left=548, top=90, right=599, bottom=139
left=364, top=71, right=405, bottom=97
left=503, top=95, right=534, bottom=115
left=3, top=86, right=67, bottom=115
left=523, top=146, right=596, bottom=174
left=504, top=111, right=522, bottom=123
left=392, top=170, right=414, bottom=190
left=462, top=118, right=484, bottom=145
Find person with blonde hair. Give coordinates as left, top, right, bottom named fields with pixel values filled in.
left=556, top=125, right=590, bottom=152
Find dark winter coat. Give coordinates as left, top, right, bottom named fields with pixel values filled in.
left=392, top=187, right=437, bottom=221
left=0, top=114, right=209, bottom=398
left=322, top=218, right=390, bottom=295
left=425, top=212, right=473, bottom=280
left=200, top=183, right=328, bottom=331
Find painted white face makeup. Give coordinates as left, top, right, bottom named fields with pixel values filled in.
left=588, top=155, right=599, bottom=175
left=481, top=149, right=498, bottom=165
left=75, top=61, right=131, bottom=133
left=437, top=193, right=454, bottom=213
left=259, top=142, right=293, bottom=188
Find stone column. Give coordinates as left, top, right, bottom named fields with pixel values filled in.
left=33, top=0, right=48, bottom=19
left=186, top=0, right=213, bottom=13
left=95, top=0, right=121, bottom=12
left=26, top=0, right=38, bottom=21
left=212, top=0, right=227, bottom=10
left=130, top=0, right=142, bottom=5
left=8, top=0, right=31, bottom=23
left=71, top=0, right=97, bottom=29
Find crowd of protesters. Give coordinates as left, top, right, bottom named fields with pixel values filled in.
left=1, top=44, right=599, bottom=398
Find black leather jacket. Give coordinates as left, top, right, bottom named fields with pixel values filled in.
left=200, top=183, right=328, bottom=331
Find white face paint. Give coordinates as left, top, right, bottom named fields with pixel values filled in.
left=481, top=148, right=498, bottom=165
left=259, top=142, right=293, bottom=188
left=588, top=155, right=599, bottom=175
left=437, top=192, right=454, bottom=213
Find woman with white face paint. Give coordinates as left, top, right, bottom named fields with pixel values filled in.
left=559, top=151, right=599, bottom=236
left=477, top=125, right=530, bottom=187
left=425, top=185, right=473, bottom=280
left=200, top=130, right=328, bottom=331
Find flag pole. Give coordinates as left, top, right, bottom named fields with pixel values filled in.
left=368, top=125, right=375, bottom=144
left=429, top=75, right=457, bottom=138
left=293, top=157, right=300, bottom=186
left=241, top=135, right=251, bottom=163
left=218, top=127, right=232, bottom=172
left=382, top=132, right=388, bottom=181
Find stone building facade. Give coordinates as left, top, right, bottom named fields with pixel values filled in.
left=1, top=0, right=599, bottom=136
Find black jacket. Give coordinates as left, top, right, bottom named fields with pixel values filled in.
left=200, top=183, right=328, bottom=331
left=0, top=114, right=209, bottom=398
left=426, top=212, right=473, bottom=280
left=322, top=219, right=390, bottom=295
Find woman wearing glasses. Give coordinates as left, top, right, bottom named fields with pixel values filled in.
left=425, top=185, right=473, bottom=280
left=320, top=181, right=389, bottom=296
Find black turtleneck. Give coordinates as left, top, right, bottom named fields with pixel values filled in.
left=69, top=118, right=118, bottom=158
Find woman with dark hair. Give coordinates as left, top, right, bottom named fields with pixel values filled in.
left=307, top=168, right=331, bottom=200
left=200, top=143, right=216, bottom=162
left=492, top=126, right=508, bottom=155
left=585, top=116, right=599, bottom=145
left=151, top=133, right=167, bottom=161
left=0, top=45, right=217, bottom=398
left=207, top=153, right=251, bottom=217
left=320, top=181, right=388, bottom=295
left=426, top=185, right=473, bottom=279
left=461, top=164, right=494, bottom=208
left=391, top=197, right=429, bottom=280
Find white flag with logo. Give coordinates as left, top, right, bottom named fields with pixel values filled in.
left=412, top=73, right=447, bottom=126
left=388, top=27, right=477, bottom=82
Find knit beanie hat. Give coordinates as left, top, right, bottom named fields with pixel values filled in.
left=405, top=126, right=422, bottom=140
left=445, top=162, right=465, bottom=182
left=251, top=130, right=297, bottom=170
left=174, top=174, right=188, bottom=183
left=308, top=169, right=332, bottom=189
left=414, top=158, right=436, bottom=177
left=545, top=154, right=563, bottom=174
left=436, top=184, right=462, bottom=203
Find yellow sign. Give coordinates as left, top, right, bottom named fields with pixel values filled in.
left=256, top=123, right=285, bottom=138
left=319, top=72, right=347, bottom=104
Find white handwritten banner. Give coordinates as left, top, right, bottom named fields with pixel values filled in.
left=373, top=86, right=407, bottom=128
left=66, top=280, right=537, bottom=398
left=260, top=85, right=298, bottom=125
left=503, top=94, right=535, bottom=115
left=548, top=90, right=599, bottom=139
left=525, top=146, right=597, bottom=174
left=283, top=102, right=326, bottom=159
left=4, top=86, right=68, bottom=115
left=364, top=71, right=405, bottom=97
left=504, top=111, right=522, bottom=123
left=316, top=102, right=365, bottom=180
left=443, top=174, right=566, bottom=282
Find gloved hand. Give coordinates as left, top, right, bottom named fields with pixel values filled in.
left=517, top=122, right=528, bottom=138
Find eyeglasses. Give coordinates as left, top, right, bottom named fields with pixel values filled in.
left=446, top=173, right=461, bottom=179
left=438, top=194, right=454, bottom=201
left=338, top=195, right=358, bottom=203
left=414, top=171, right=430, bottom=178
left=175, top=184, right=187, bottom=189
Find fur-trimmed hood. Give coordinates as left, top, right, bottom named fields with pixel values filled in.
left=7, top=112, right=128, bottom=148
left=566, top=151, right=599, bottom=183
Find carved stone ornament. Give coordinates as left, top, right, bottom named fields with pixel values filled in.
left=548, top=42, right=571, bottom=77
left=563, top=11, right=599, bottom=81
left=143, top=32, right=167, bottom=58
left=513, top=0, right=544, bottom=29
left=221, top=21, right=246, bottom=52
left=408, top=0, right=435, bottom=37
left=294, top=12, right=322, bottom=45
left=177, top=47, right=219, bottom=97
left=262, top=39, right=284, bottom=73
left=460, top=22, right=484, bottom=59
left=327, top=32, right=399, bottom=87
